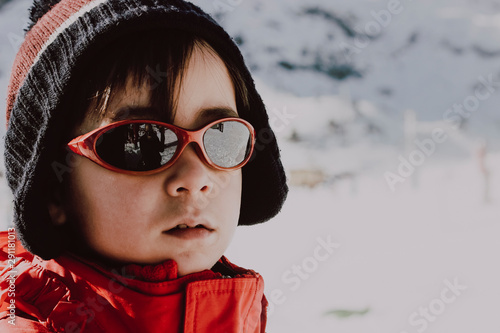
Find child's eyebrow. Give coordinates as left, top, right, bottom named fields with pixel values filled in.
left=197, top=107, right=239, bottom=122
left=111, top=106, right=162, bottom=121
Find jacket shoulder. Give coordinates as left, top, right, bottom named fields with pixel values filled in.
left=0, top=230, right=33, bottom=267
left=0, top=316, right=53, bottom=332
left=0, top=231, right=74, bottom=331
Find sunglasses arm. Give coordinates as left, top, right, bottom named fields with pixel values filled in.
left=67, top=132, right=98, bottom=160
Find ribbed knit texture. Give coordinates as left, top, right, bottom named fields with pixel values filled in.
left=4, top=0, right=288, bottom=259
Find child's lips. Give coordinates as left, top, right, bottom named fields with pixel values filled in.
left=162, top=218, right=214, bottom=239
left=163, top=226, right=212, bottom=239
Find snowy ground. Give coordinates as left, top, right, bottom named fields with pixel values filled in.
left=0, top=0, right=499, bottom=332
left=227, top=157, right=500, bottom=332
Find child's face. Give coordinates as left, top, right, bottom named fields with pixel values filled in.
left=60, top=45, right=242, bottom=276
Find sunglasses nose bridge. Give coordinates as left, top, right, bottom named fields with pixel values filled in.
left=175, top=129, right=208, bottom=163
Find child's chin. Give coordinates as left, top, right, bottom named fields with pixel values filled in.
left=176, top=258, right=215, bottom=277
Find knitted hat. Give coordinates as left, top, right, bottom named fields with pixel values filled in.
left=4, top=0, right=288, bottom=259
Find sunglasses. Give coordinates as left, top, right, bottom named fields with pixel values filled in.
left=67, top=117, right=256, bottom=175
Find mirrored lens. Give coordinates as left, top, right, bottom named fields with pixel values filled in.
left=95, top=123, right=178, bottom=171
left=203, top=120, right=252, bottom=168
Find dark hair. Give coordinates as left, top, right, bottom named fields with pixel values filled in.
left=61, top=29, right=249, bottom=141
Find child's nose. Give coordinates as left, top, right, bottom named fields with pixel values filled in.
left=163, top=144, right=212, bottom=197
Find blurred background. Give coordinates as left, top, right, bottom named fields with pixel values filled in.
left=1, top=0, right=499, bottom=331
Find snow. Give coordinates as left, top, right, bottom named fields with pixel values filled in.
left=0, top=0, right=499, bottom=331
left=227, top=160, right=500, bottom=332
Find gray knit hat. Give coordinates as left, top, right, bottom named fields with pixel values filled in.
left=5, top=0, right=288, bottom=259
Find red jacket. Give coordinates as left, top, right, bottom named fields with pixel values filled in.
left=0, top=231, right=267, bottom=332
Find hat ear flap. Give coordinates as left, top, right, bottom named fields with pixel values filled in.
left=26, top=0, right=62, bottom=32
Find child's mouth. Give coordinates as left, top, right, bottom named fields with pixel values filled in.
left=163, top=222, right=214, bottom=239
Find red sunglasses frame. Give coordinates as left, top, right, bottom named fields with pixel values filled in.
left=67, top=117, right=256, bottom=175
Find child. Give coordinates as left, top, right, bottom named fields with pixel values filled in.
left=0, top=0, right=288, bottom=331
